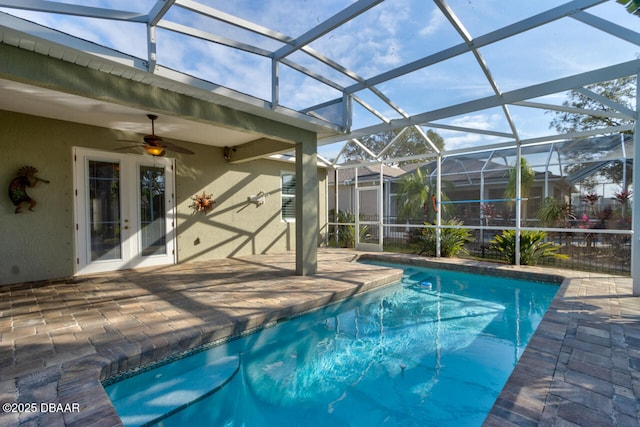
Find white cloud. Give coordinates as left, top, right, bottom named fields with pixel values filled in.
left=0, top=8, right=149, bottom=57
left=450, top=113, right=503, bottom=130
left=419, top=9, right=446, bottom=36
left=2, top=0, right=634, bottom=143
left=377, top=0, right=411, bottom=36
left=436, top=113, right=507, bottom=150
left=280, top=75, right=342, bottom=110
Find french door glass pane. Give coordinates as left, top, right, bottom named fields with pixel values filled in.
left=139, top=165, right=166, bottom=256
left=88, top=160, right=121, bottom=261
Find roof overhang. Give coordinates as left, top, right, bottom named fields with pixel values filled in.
left=0, top=12, right=344, bottom=150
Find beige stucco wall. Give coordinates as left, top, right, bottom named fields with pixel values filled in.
left=175, top=150, right=327, bottom=263
left=2, top=112, right=79, bottom=284
left=0, top=110, right=326, bottom=286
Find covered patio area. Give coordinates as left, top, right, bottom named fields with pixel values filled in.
left=1, top=249, right=638, bottom=426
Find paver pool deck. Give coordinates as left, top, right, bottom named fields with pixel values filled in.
left=0, top=249, right=638, bottom=426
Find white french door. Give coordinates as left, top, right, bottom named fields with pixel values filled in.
left=73, top=147, right=176, bottom=275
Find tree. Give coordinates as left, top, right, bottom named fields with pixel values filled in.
left=396, top=167, right=452, bottom=224
left=343, top=127, right=444, bottom=166
left=397, top=168, right=432, bottom=223
left=617, top=0, right=640, bottom=16
left=536, top=196, right=574, bottom=228
left=548, top=77, right=636, bottom=187
left=504, top=157, right=535, bottom=223
left=549, top=77, right=635, bottom=133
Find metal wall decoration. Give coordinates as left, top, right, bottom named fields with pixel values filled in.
left=189, top=191, right=215, bottom=214
left=8, top=166, right=50, bottom=213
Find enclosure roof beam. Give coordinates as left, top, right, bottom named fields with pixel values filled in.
left=321, top=59, right=640, bottom=145
left=148, top=0, right=176, bottom=26
left=422, top=122, right=514, bottom=139
left=434, top=0, right=520, bottom=142
left=352, top=94, right=390, bottom=124
left=575, top=87, right=637, bottom=118
left=279, top=59, right=345, bottom=92
left=158, top=20, right=273, bottom=57
left=175, top=0, right=292, bottom=43
left=571, top=11, right=640, bottom=46
left=175, top=0, right=403, bottom=124
left=344, top=0, right=608, bottom=95
left=273, top=0, right=383, bottom=60
left=351, top=138, right=380, bottom=161
left=513, top=101, right=634, bottom=121
left=413, top=126, right=441, bottom=154
left=516, top=125, right=635, bottom=147
left=441, top=124, right=635, bottom=158
left=0, top=0, right=147, bottom=22
left=378, top=127, right=410, bottom=158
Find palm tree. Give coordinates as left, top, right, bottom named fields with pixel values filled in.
left=397, top=167, right=444, bottom=224
left=397, top=167, right=452, bottom=224
left=397, top=168, right=431, bottom=223
left=505, top=157, right=535, bottom=224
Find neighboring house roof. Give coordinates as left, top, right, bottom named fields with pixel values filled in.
left=327, top=163, right=407, bottom=184
left=396, top=158, right=510, bottom=185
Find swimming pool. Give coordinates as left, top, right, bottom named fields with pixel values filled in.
left=105, top=261, right=558, bottom=426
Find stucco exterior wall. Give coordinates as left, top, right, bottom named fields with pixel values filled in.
left=0, top=111, right=326, bottom=286
left=175, top=151, right=327, bottom=263
left=2, top=111, right=78, bottom=284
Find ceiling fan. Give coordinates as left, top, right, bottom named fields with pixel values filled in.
left=118, top=114, right=194, bottom=156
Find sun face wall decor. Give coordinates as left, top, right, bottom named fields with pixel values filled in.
left=189, top=191, right=215, bottom=214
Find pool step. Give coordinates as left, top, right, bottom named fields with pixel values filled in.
left=105, top=354, right=240, bottom=426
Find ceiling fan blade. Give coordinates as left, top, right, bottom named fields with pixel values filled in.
left=162, top=141, right=194, bottom=154
left=116, top=115, right=193, bottom=155
left=115, top=144, right=143, bottom=151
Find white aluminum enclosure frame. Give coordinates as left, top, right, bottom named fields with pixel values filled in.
left=0, top=1, right=638, bottom=292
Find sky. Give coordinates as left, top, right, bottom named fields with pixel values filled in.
left=1, top=0, right=638, bottom=160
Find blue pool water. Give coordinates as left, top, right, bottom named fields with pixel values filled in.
left=105, top=262, right=558, bottom=427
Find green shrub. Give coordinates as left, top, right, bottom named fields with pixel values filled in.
left=536, top=197, right=573, bottom=227
left=335, top=210, right=356, bottom=248
left=490, top=230, right=567, bottom=265
left=411, top=219, right=474, bottom=257
left=333, top=210, right=369, bottom=248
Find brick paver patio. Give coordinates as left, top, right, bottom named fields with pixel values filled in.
left=0, top=249, right=638, bottom=426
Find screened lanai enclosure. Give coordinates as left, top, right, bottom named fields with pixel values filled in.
left=0, top=1, right=638, bottom=290
left=327, top=133, right=634, bottom=274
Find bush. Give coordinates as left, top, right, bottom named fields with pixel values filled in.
left=490, top=230, right=567, bottom=265
left=411, top=220, right=474, bottom=257
left=536, top=197, right=573, bottom=227
left=332, top=210, right=370, bottom=248
left=335, top=210, right=356, bottom=248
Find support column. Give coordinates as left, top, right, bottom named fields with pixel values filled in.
left=515, top=144, right=522, bottom=266
left=632, top=73, right=640, bottom=295
left=296, top=138, right=319, bottom=275
left=436, top=154, right=442, bottom=257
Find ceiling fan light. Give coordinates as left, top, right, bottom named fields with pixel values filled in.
left=144, top=145, right=165, bottom=156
